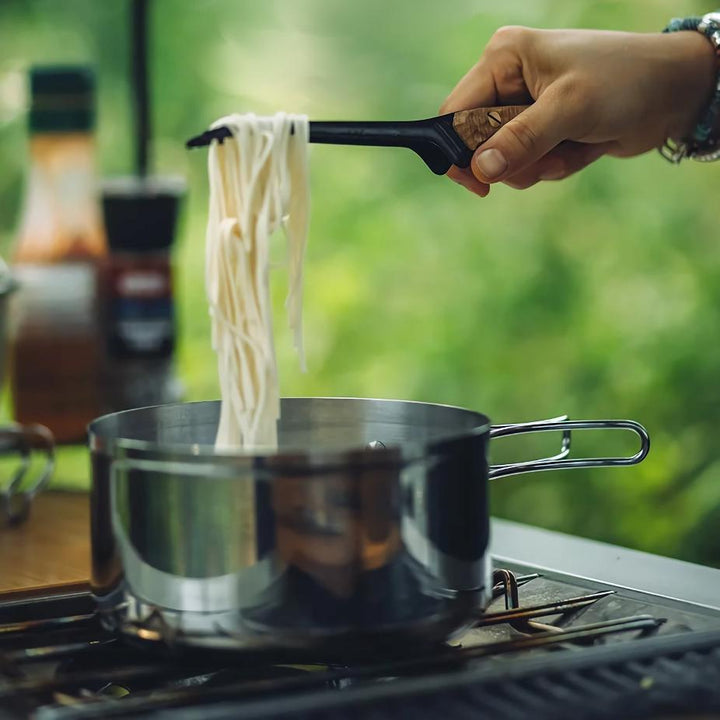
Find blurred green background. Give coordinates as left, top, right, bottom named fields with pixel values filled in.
left=1, top=0, right=720, bottom=566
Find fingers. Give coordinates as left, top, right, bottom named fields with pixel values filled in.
left=471, top=87, right=579, bottom=184
left=439, top=57, right=498, bottom=115
left=439, top=59, right=496, bottom=199
left=439, top=26, right=535, bottom=115
left=448, top=141, right=610, bottom=196
left=447, top=166, right=490, bottom=197
left=440, top=26, right=541, bottom=198
left=501, top=141, right=611, bottom=189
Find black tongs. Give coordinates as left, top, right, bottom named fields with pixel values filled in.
left=186, top=105, right=529, bottom=175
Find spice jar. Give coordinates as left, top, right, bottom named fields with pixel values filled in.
left=101, top=177, right=184, bottom=411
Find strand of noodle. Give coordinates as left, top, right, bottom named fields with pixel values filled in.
left=245, top=134, right=273, bottom=434
left=256, top=128, right=282, bottom=442
left=285, top=119, right=309, bottom=370
left=217, top=126, right=265, bottom=437
left=208, top=143, right=249, bottom=443
left=230, top=118, right=277, bottom=443
left=219, top=228, right=255, bottom=422
left=246, top=117, right=290, bottom=443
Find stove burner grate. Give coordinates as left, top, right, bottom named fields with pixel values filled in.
left=240, top=629, right=720, bottom=720
left=0, top=570, right=715, bottom=720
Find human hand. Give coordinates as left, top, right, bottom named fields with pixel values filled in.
left=440, top=27, right=716, bottom=196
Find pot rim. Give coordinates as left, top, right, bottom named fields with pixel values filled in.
left=88, top=396, right=492, bottom=468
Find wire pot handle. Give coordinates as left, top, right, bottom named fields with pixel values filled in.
left=488, top=419, right=649, bottom=480
left=0, top=423, right=55, bottom=526
left=490, top=414, right=572, bottom=471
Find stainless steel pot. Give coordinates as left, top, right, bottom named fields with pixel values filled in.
left=88, top=398, right=649, bottom=655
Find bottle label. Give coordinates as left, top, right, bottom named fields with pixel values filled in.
left=107, top=259, right=175, bottom=359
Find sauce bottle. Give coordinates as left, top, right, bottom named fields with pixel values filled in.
left=10, top=66, right=107, bottom=443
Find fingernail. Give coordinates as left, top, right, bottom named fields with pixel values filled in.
left=475, top=148, right=507, bottom=180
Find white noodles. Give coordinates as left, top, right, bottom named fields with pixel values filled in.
left=205, top=112, right=310, bottom=449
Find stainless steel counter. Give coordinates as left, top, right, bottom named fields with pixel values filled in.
left=491, top=517, right=720, bottom=611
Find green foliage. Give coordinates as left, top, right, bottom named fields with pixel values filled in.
left=1, top=0, right=719, bottom=565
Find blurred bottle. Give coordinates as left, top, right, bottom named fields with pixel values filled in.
left=10, top=66, right=107, bottom=443
left=101, top=177, right=184, bottom=411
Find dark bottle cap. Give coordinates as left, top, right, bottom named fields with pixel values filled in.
left=102, top=177, right=185, bottom=252
left=29, top=66, right=95, bottom=133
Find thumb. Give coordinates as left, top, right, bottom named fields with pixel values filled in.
left=471, top=94, right=571, bottom=183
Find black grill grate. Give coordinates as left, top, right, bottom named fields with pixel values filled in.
left=4, top=580, right=720, bottom=719
left=159, top=630, right=720, bottom=720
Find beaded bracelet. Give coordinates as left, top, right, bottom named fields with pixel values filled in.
left=660, top=12, right=720, bottom=163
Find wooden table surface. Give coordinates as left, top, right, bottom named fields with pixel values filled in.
left=0, top=491, right=90, bottom=593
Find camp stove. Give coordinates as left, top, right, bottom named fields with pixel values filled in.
left=2, top=518, right=720, bottom=719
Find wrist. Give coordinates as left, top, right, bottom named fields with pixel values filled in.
left=663, top=30, right=717, bottom=141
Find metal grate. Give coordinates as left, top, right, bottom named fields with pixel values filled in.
left=3, top=574, right=720, bottom=719
left=166, top=630, right=720, bottom=720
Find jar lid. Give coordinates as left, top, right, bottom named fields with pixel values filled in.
left=29, top=66, right=95, bottom=133
left=102, top=177, right=185, bottom=252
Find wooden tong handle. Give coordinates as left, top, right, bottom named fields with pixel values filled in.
left=452, top=105, right=530, bottom=150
